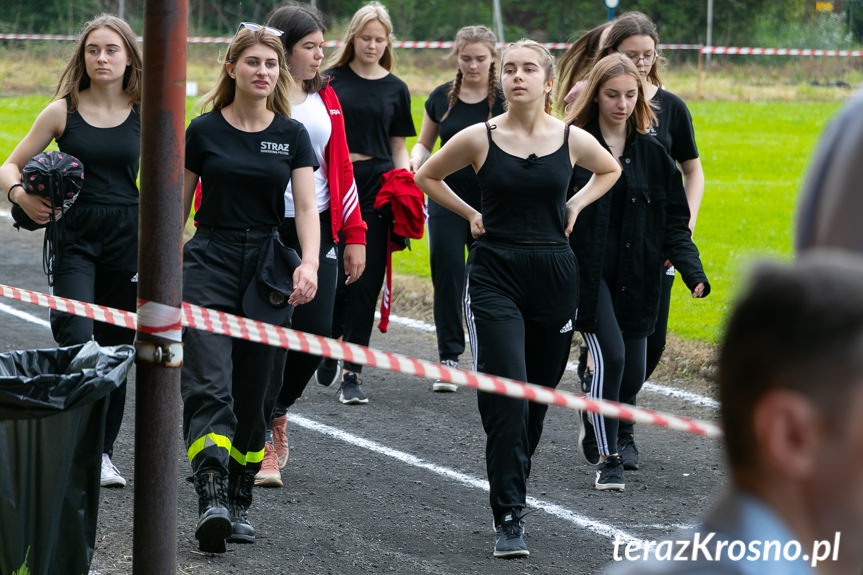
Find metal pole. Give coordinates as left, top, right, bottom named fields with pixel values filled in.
left=706, top=0, right=713, bottom=69
left=118, top=0, right=125, bottom=20
left=492, top=0, right=504, bottom=43
left=608, top=7, right=614, bottom=21
left=133, top=0, right=187, bottom=573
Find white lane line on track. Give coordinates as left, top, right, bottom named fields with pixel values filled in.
left=0, top=301, right=51, bottom=328
left=288, top=413, right=648, bottom=543
left=0, top=279, right=718, bottom=410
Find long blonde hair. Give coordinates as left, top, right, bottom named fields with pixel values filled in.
left=325, top=2, right=395, bottom=71
left=501, top=39, right=556, bottom=115
left=200, top=27, right=293, bottom=117
left=54, top=14, right=142, bottom=111
left=565, top=54, right=655, bottom=135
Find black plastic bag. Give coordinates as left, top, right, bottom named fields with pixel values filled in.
left=0, top=341, right=135, bottom=575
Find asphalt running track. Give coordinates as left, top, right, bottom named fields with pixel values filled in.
left=0, top=211, right=726, bottom=575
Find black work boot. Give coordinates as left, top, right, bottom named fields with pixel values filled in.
left=193, top=468, right=231, bottom=553
left=227, top=470, right=256, bottom=544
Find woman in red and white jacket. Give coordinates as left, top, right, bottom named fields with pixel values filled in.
left=255, top=4, right=367, bottom=488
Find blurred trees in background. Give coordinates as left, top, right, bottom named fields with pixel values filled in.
left=0, top=0, right=859, bottom=47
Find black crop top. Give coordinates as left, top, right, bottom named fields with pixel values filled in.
left=323, top=65, right=415, bottom=161
left=56, top=97, right=140, bottom=207
left=476, top=122, right=572, bottom=245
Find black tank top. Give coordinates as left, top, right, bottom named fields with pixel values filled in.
left=476, top=122, right=571, bottom=245
left=56, top=96, right=140, bottom=207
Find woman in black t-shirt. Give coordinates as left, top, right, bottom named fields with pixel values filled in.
left=409, top=25, right=505, bottom=393
left=318, top=1, right=415, bottom=405
left=181, top=25, right=319, bottom=553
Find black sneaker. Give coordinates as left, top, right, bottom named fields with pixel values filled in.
left=595, top=454, right=625, bottom=491
left=338, top=372, right=369, bottom=404
left=316, top=357, right=342, bottom=387
left=618, top=433, right=639, bottom=470
left=576, top=345, right=588, bottom=381
left=581, top=368, right=594, bottom=394
left=494, top=510, right=529, bottom=558
left=577, top=411, right=600, bottom=466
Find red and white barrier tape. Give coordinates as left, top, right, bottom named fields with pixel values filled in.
left=0, top=282, right=721, bottom=438
left=700, top=46, right=863, bottom=56
left=6, top=34, right=853, bottom=56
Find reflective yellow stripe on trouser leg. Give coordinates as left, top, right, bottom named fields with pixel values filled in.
left=187, top=433, right=265, bottom=466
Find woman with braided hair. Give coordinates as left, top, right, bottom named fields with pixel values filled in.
left=410, top=25, right=505, bottom=391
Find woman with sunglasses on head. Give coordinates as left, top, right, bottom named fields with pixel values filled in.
left=315, top=1, right=415, bottom=405
left=416, top=39, right=619, bottom=558
left=0, top=14, right=142, bottom=490
left=409, top=25, right=505, bottom=392
left=181, top=22, right=319, bottom=553
left=564, top=12, right=706, bottom=472
left=252, top=3, right=368, bottom=488
left=565, top=54, right=708, bottom=491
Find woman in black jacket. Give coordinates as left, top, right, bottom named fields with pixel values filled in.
left=565, top=54, right=709, bottom=491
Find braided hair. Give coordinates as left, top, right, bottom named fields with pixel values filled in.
left=440, top=25, right=499, bottom=122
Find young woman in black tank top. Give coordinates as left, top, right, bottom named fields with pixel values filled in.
left=1, top=14, right=143, bottom=490
left=416, top=39, right=620, bottom=559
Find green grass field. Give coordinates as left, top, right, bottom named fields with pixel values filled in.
left=0, top=95, right=842, bottom=342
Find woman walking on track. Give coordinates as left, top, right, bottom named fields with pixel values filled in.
left=181, top=23, right=319, bottom=553
left=0, top=14, right=142, bottom=489
left=416, top=39, right=620, bottom=558
left=253, top=3, right=368, bottom=488
left=315, top=1, right=415, bottom=404
left=561, top=12, right=706, bottom=472
left=566, top=54, right=709, bottom=491
left=409, top=25, right=505, bottom=393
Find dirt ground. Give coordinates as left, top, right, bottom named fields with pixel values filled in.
left=0, top=213, right=725, bottom=575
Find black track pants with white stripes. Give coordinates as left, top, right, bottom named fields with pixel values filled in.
left=464, top=239, right=577, bottom=523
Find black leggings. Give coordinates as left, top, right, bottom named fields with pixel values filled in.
left=331, top=158, right=393, bottom=374
left=270, top=213, right=338, bottom=416
left=617, top=266, right=674, bottom=437
left=580, top=278, right=647, bottom=456
left=428, top=197, right=474, bottom=362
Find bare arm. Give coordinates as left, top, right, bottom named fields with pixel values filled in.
left=414, top=124, right=486, bottom=238
left=390, top=136, right=411, bottom=171
left=1, top=99, right=66, bottom=224
left=289, top=166, right=320, bottom=306
left=409, top=110, right=439, bottom=173
left=679, top=157, right=704, bottom=232
left=564, top=126, right=622, bottom=235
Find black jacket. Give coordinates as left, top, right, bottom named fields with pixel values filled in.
left=569, top=122, right=709, bottom=336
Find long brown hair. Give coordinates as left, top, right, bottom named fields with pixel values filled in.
left=501, top=39, right=556, bottom=115
left=565, top=54, right=656, bottom=136
left=325, top=2, right=395, bottom=71
left=53, top=14, right=142, bottom=111
left=554, top=21, right=612, bottom=114
left=199, top=27, right=293, bottom=118
left=440, top=25, right=500, bottom=123
left=267, top=3, right=327, bottom=94
left=599, top=11, right=664, bottom=88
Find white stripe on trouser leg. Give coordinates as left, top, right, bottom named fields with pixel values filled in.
left=583, top=332, right=610, bottom=456
left=463, top=275, right=479, bottom=372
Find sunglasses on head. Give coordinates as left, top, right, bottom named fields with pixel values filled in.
left=236, top=22, right=283, bottom=37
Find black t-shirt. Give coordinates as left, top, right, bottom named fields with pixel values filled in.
left=425, top=81, right=506, bottom=209
left=324, top=65, right=415, bottom=161
left=648, top=88, right=699, bottom=164
left=186, top=110, right=317, bottom=229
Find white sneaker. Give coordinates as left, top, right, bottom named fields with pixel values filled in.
left=432, top=359, right=459, bottom=393
left=100, top=453, right=126, bottom=488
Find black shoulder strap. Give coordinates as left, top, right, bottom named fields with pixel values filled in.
left=484, top=121, right=494, bottom=145
left=564, top=123, right=571, bottom=145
